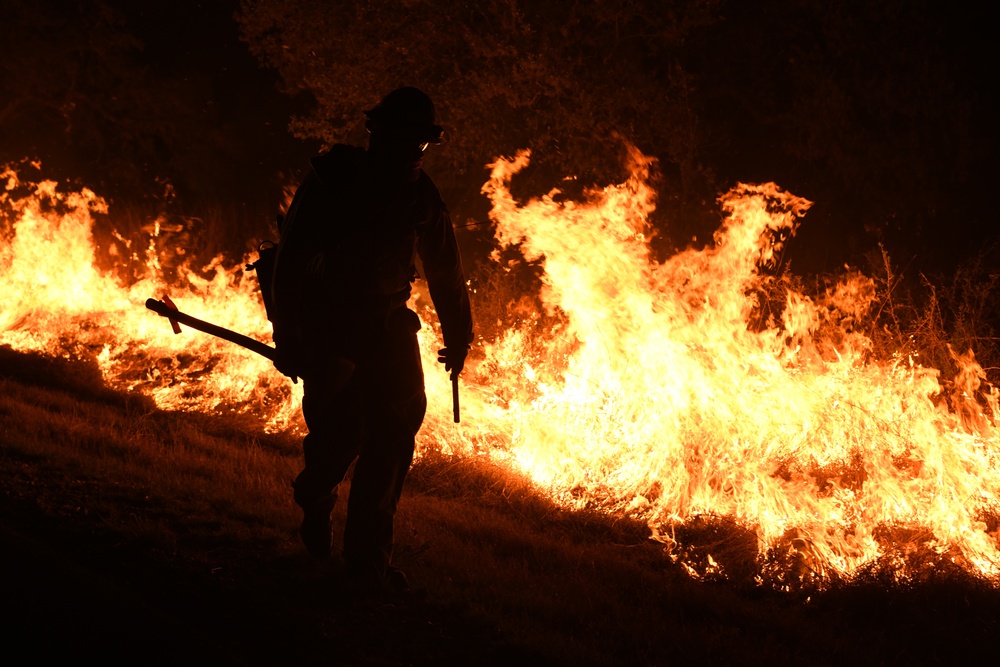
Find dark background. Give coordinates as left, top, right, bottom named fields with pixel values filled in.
left=3, top=7, right=1000, bottom=660
left=2, top=0, right=995, bottom=276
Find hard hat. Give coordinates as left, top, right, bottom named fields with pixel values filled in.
left=364, top=87, right=444, bottom=144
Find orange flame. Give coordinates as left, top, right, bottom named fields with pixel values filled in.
left=3, top=154, right=999, bottom=585
left=0, top=166, right=301, bottom=428
left=421, top=148, right=1000, bottom=584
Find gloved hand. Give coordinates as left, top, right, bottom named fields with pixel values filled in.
left=437, top=346, right=468, bottom=381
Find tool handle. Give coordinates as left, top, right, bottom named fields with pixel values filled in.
left=145, top=298, right=277, bottom=362
left=452, top=375, right=460, bottom=423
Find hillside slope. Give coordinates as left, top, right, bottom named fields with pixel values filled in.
left=2, top=346, right=998, bottom=666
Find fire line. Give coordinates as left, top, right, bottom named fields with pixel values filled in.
left=3, top=155, right=999, bottom=586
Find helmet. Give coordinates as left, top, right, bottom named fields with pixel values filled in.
left=364, top=87, right=444, bottom=145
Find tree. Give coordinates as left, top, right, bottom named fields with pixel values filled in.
left=0, top=0, right=308, bottom=228
left=686, top=0, right=991, bottom=272
left=238, top=0, right=720, bottom=230
left=0, top=0, right=155, bottom=192
left=240, top=0, right=994, bottom=271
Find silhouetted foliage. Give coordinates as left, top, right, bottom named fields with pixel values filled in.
left=238, top=0, right=721, bottom=226
left=688, top=0, right=995, bottom=272
left=239, top=0, right=995, bottom=270
left=0, top=0, right=307, bottom=219
left=2, top=1, right=994, bottom=271
left=0, top=1, right=152, bottom=191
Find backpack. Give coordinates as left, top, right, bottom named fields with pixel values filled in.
left=244, top=214, right=283, bottom=325
left=245, top=214, right=302, bottom=381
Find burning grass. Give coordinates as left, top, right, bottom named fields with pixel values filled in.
left=2, top=352, right=999, bottom=665
left=3, top=151, right=1000, bottom=590
left=452, top=148, right=1000, bottom=585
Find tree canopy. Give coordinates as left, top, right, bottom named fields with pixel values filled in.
left=239, top=0, right=995, bottom=271
left=1, top=0, right=991, bottom=273
left=238, top=0, right=719, bottom=221
left=0, top=0, right=308, bottom=215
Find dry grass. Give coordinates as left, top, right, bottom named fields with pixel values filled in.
left=7, top=166, right=1000, bottom=662
left=3, top=344, right=1000, bottom=665
left=0, top=346, right=301, bottom=560
left=865, top=244, right=1000, bottom=383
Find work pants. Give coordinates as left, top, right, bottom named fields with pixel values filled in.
left=293, top=308, right=426, bottom=574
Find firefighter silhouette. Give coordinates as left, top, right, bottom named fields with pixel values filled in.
left=271, top=87, right=473, bottom=590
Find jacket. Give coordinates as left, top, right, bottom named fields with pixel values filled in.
left=271, top=145, right=473, bottom=365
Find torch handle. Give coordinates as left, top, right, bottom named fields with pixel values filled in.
left=452, top=374, right=460, bottom=423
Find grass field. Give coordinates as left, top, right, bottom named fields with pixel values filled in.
left=2, top=344, right=999, bottom=666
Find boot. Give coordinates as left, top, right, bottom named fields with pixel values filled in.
left=294, top=481, right=335, bottom=559
left=299, top=506, right=333, bottom=559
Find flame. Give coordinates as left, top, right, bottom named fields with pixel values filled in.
left=419, top=148, right=1000, bottom=584
left=0, top=166, right=301, bottom=428
left=3, top=153, right=1000, bottom=586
